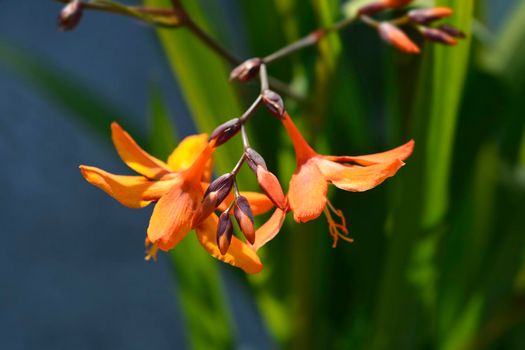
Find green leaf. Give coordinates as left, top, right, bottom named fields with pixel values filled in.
left=145, top=81, right=234, bottom=350
left=0, top=40, right=141, bottom=140
left=144, top=1, right=250, bottom=349
left=147, top=82, right=177, bottom=159
left=145, top=0, right=245, bottom=178
left=371, top=1, right=474, bottom=348
left=422, top=0, right=474, bottom=228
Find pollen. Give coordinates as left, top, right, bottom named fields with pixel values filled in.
left=144, top=238, right=159, bottom=262
left=323, top=200, right=353, bottom=248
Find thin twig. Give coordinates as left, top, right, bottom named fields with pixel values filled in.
left=184, top=19, right=240, bottom=66
left=259, top=64, right=269, bottom=91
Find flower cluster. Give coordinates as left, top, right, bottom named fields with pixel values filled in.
left=80, top=107, right=412, bottom=273
left=73, top=0, right=465, bottom=273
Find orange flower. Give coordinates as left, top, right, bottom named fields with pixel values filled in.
left=281, top=113, right=414, bottom=245
left=80, top=123, right=269, bottom=273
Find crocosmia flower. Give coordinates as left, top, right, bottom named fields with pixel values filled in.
left=281, top=113, right=414, bottom=245
left=80, top=123, right=268, bottom=273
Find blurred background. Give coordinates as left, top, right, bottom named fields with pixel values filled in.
left=1, top=0, right=524, bottom=349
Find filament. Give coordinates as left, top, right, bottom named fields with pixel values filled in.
left=323, top=200, right=353, bottom=248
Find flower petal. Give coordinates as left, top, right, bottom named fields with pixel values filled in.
left=288, top=159, right=328, bottom=223
left=167, top=133, right=213, bottom=181
left=218, top=191, right=274, bottom=216
left=281, top=113, right=317, bottom=163
left=147, top=182, right=200, bottom=251
left=195, top=215, right=263, bottom=274
left=252, top=208, right=287, bottom=251
left=79, top=165, right=177, bottom=208
left=111, top=122, right=171, bottom=179
left=318, top=158, right=405, bottom=192
left=325, top=140, right=414, bottom=166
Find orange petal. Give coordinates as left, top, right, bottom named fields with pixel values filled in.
left=218, top=191, right=274, bottom=216
left=318, top=158, right=405, bottom=192
left=111, top=122, right=171, bottom=179
left=256, top=166, right=287, bottom=210
left=147, top=182, right=200, bottom=251
left=79, top=165, right=178, bottom=208
left=167, top=133, right=213, bottom=181
left=252, top=209, right=287, bottom=251
left=288, top=159, right=328, bottom=223
left=325, top=140, right=414, bottom=166
left=195, top=215, right=263, bottom=274
left=281, top=113, right=317, bottom=163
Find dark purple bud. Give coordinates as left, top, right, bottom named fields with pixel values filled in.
left=203, top=173, right=234, bottom=203
left=357, top=2, right=386, bottom=16
left=421, top=27, right=457, bottom=46
left=217, top=212, right=234, bottom=255
left=209, top=118, right=242, bottom=146
left=58, top=0, right=83, bottom=31
left=245, top=148, right=267, bottom=173
left=230, top=58, right=262, bottom=82
left=234, top=196, right=255, bottom=244
left=193, top=173, right=234, bottom=226
left=262, top=90, right=285, bottom=119
left=438, top=24, right=466, bottom=39
left=408, top=7, right=453, bottom=24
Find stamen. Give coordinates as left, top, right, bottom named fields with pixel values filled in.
left=144, top=238, right=159, bottom=262
left=323, top=201, right=353, bottom=248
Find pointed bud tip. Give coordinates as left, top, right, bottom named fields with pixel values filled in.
left=421, top=27, right=457, bottom=46
left=262, top=90, right=285, bottom=119
left=194, top=174, right=234, bottom=226
left=358, top=2, right=386, bottom=16
left=58, top=0, right=83, bottom=31
left=217, top=213, right=234, bottom=255
left=256, top=166, right=287, bottom=210
left=378, top=22, right=420, bottom=54
left=245, top=147, right=267, bottom=173
left=230, top=58, right=263, bottom=82
left=209, top=118, right=242, bottom=147
left=438, top=24, right=466, bottom=39
left=408, top=7, right=453, bottom=24
left=234, top=196, right=255, bottom=244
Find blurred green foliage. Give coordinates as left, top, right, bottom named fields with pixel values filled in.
left=3, top=0, right=525, bottom=349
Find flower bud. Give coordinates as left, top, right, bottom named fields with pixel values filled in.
left=230, top=58, right=262, bottom=82
left=58, top=0, right=83, bottom=31
left=245, top=148, right=267, bottom=173
left=408, top=7, right=453, bottom=24
left=217, top=212, right=234, bottom=255
left=357, top=2, right=386, bottom=16
left=382, top=0, right=414, bottom=8
left=262, top=90, right=285, bottom=119
left=420, top=27, right=457, bottom=46
left=209, top=118, right=242, bottom=147
left=256, top=165, right=286, bottom=210
left=438, top=24, right=466, bottom=39
left=233, top=196, right=255, bottom=244
left=193, top=173, right=234, bottom=226
left=358, top=0, right=413, bottom=15
left=378, top=22, right=420, bottom=54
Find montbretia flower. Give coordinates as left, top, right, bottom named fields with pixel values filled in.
left=79, top=123, right=268, bottom=273
left=281, top=113, right=414, bottom=246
